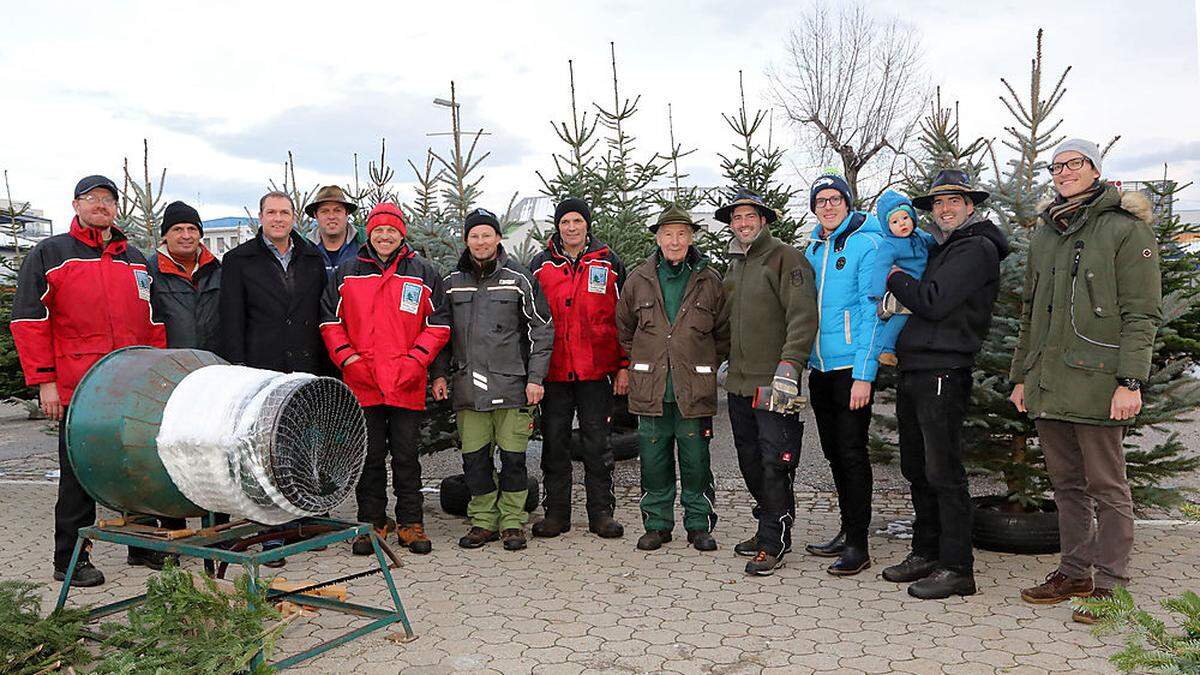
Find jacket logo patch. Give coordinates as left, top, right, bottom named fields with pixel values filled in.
left=133, top=269, right=152, bottom=301
left=790, top=269, right=805, bottom=286
left=587, top=265, right=608, bottom=294
left=1142, top=248, right=1153, bottom=258
left=498, top=278, right=517, bottom=285
left=632, top=363, right=651, bottom=372
left=835, top=257, right=846, bottom=271
left=695, top=365, right=713, bottom=374
left=399, top=282, right=422, bottom=314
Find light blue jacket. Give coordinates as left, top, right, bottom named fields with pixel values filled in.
left=872, top=190, right=935, bottom=355
left=804, top=211, right=885, bottom=382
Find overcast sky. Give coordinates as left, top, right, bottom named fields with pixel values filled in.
left=2, top=0, right=1198, bottom=232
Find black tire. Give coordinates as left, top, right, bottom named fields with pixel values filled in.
left=438, top=474, right=540, bottom=517
left=971, top=495, right=1061, bottom=555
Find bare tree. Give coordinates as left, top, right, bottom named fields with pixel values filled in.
left=770, top=1, right=927, bottom=204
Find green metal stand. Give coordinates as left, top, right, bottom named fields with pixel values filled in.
left=54, top=516, right=414, bottom=670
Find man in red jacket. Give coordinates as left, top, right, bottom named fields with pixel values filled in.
left=10, top=175, right=167, bottom=587
left=528, top=198, right=628, bottom=539
left=320, top=203, right=450, bottom=555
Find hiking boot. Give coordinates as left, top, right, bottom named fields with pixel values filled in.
left=827, top=545, right=871, bottom=576
left=588, top=515, right=625, bottom=539
left=734, top=535, right=759, bottom=557
left=397, top=523, right=432, bottom=554
left=636, top=530, right=672, bottom=551
left=882, top=552, right=938, bottom=583
left=351, top=534, right=375, bottom=556
left=459, top=527, right=500, bottom=549
left=805, top=530, right=846, bottom=558
left=745, top=551, right=785, bottom=576
left=261, top=541, right=286, bottom=568
left=531, top=514, right=571, bottom=538
left=502, top=528, right=527, bottom=551
left=352, top=520, right=396, bottom=556
left=54, top=560, right=105, bottom=587
left=1020, top=570, right=1094, bottom=605
left=127, top=548, right=170, bottom=571
left=908, top=568, right=977, bottom=599
left=1072, top=587, right=1113, bottom=625
left=687, top=530, right=717, bottom=552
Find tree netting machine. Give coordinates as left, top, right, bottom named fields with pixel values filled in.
left=53, top=346, right=413, bottom=669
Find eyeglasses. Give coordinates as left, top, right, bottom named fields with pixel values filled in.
left=1047, top=157, right=1091, bottom=175
left=814, top=195, right=845, bottom=208
left=78, top=194, right=117, bottom=206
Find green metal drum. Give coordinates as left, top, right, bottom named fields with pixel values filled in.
left=66, top=346, right=227, bottom=519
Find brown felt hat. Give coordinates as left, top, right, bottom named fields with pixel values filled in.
left=304, top=185, right=359, bottom=218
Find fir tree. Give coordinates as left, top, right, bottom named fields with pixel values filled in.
left=118, top=139, right=168, bottom=251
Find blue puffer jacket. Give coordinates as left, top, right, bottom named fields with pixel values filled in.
left=872, top=190, right=935, bottom=355
left=805, top=210, right=885, bottom=381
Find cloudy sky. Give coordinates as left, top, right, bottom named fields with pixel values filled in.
left=2, top=0, right=1198, bottom=232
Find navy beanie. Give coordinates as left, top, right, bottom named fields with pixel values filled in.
left=463, top=208, right=502, bottom=240
left=809, top=173, right=854, bottom=213
left=554, top=197, right=591, bottom=228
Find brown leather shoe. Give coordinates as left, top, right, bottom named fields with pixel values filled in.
left=1072, top=587, right=1112, bottom=624
left=502, top=528, right=527, bottom=551
left=458, top=527, right=500, bottom=549
left=397, top=523, right=432, bottom=554
left=1020, top=570, right=1094, bottom=605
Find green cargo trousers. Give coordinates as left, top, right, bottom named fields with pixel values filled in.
left=457, top=407, right=535, bottom=531
left=638, top=402, right=718, bottom=533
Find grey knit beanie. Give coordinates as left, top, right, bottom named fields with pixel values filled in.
left=1053, top=138, right=1102, bottom=174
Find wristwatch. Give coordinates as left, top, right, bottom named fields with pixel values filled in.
left=1116, top=378, right=1143, bottom=391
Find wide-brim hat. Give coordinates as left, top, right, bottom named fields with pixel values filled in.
left=714, top=190, right=778, bottom=224
left=304, top=185, right=359, bottom=218
left=912, top=169, right=989, bottom=211
left=649, top=205, right=700, bottom=233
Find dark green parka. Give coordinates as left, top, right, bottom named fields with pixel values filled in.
left=1010, top=186, right=1162, bottom=425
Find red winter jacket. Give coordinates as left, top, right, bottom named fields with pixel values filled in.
left=10, top=218, right=166, bottom=404
left=530, top=233, right=628, bottom=382
left=319, top=243, right=450, bottom=409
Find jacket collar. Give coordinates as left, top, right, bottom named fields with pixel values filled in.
left=457, top=243, right=509, bottom=278
left=810, top=211, right=870, bottom=253
left=251, top=227, right=318, bottom=258
left=69, top=216, right=128, bottom=255
left=727, top=224, right=776, bottom=259
left=357, top=240, right=415, bottom=271
left=156, top=244, right=218, bottom=280
left=548, top=232, right=605, bottom=263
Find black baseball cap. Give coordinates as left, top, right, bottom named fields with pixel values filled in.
left=73, top=175, right=120, bottom=200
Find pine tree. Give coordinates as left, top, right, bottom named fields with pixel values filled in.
left=0, top=171, right=31, bottom=400
left=118, top=139, right=168, bottom=251
left=699, top=71, right=803, bottom=275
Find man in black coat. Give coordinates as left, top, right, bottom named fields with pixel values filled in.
left=149, top=201, right=222, bottom=353
left=882, top=170, right=1010, bottom=600
left=219, top=191, right=328, bottom=376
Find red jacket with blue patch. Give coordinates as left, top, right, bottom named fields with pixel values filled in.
left=319, top=242, right=450, bottom=409
left=9, top=217, right=166, bottom=404
left=530, top=233, right=628, bottom=382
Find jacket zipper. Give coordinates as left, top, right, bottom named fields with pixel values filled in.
left=814, top=241, right=831, bottom=370
left=1068, top=242, right=1118, bottom=350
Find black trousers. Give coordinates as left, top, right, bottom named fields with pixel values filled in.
left=54, top=410, right=96, bottom=570
left=540, top=380, right=616, bottom=521
left=808, top=368, right=874, bottom=548
left=897, top=368, right=974, bottom=573
left=728, top=394, right=803, bottom=556
left=358, top=406, right=424, bottom=526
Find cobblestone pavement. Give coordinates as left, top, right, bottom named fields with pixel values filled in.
left=2, top=480, right=1197, bottom=674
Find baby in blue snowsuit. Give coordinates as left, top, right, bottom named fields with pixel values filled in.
left=871, top=190, right=935, bottom=364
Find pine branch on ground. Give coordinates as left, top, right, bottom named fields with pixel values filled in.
left=0, top=580, right=91, bottom=674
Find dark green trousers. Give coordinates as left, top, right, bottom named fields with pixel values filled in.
left=637, top=402, right=718, bottom=533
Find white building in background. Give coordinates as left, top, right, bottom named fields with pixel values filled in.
left=0, top=199, right=54, bottom=282
left=200, top=217, right=258, bottom=259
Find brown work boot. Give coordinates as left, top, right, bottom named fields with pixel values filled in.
left=396, top=523, right=432, bottom=554
left=502, top=528, right=527, bottom=551
left=1072, top=587, right=1113, bottom=625
left=352, top=520, right=396, bottom=556
left=458, top=527, right=499, bottom=549
left=1020, top=570, right=1094, bottom=605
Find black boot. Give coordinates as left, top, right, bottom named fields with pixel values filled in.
left=734, top=535, right=759, bottom=557
left=805, top=530, right=846, bottom=558
left=636, top=530, right=672, bottom=551
left=686, top=530, right=717, bottom=552
left=827, top=544, right=871, bottom=576
left=531, top=514, right=571, bottom=538
left=54, top=560, right=105, bottom=587
left=588, top=515, right=625, bottom=539
left=127, top=548, right=168, bottom=571
left=908, top=568, right=977, bottom=599
left=882, top=552, right=938, bottom=583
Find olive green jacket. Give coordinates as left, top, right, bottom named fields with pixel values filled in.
left=722, top=227, right=818, bottom=396
left=1010, top=186, right=1162, bottom=425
